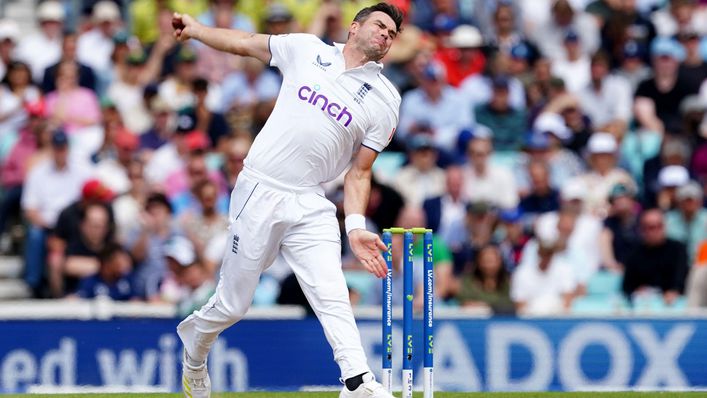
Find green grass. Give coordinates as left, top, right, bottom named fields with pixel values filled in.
left=4, top=393, right=706, bottom=398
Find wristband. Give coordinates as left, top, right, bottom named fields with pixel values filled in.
left=345, top=214, right=366, bottom=235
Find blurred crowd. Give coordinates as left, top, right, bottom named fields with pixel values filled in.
left=2, top=0, right=707, bottom=316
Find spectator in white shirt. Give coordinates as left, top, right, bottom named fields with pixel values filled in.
left=531, top=0, right=600, bottom=62
left=551, top=30, right=591, bottom=94
left=394, top=134, right=446, bottom=207
left=578, top=51, right=632, bottom=132
left=77, top=1, right=123, bottom=74
left=15, top=1, right=65, bottom=83
left=21, top=130, right=90, bottom=295
left=462, top=135, right=519, bottom=209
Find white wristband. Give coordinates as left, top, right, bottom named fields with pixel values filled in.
left=345, top=214, right=367, bottom=235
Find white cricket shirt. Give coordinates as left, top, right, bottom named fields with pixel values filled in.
left=245, top=34, right=401, bottom=188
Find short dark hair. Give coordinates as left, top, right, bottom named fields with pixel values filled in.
left=353, top=3, right=404, bottom=33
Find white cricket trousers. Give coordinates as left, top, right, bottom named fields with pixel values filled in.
left=177, top=167, right=370, bottom=380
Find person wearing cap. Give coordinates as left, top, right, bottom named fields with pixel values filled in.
left=41, top=31, right=97, bottom=94
left=462, top=135, right=519, bottom=209
left=263, top=2, right=295, bottom=35
left=435, top=24, right=485, bottom=87
left=664, top=181, right=707, bottom=263
left=634, top=36, right=692, bottom=134
left=398, top=61, right=473, bottom=151
left=570, top=132, right=636, bottom=217
left=144, top=110, right=199, bottom=186
left=159, top=235, right=215, bottom=307
left=616, top=40, right=652, bottom=93
left=0, top=19, right=20, bottom=81
left=600, top=183, right=641, bottom=272
left=393, top=134, right=445, bottom=207
left=21, top=129, right=91, bottom=295
left=551, top=29, right=591, bottom=94
left=531, top=0, right=599, bottom=63
left=642, top=137, right=691, bottom=208
left=622, top=208, right=688, bottom=305
left=77, top=1, right=123, bottom=74
left=474, top=74, right=527, bottom=151
left=531, top=111, right=585, bottom=186
left=676, top=29, right=707, bottom=90
left=459, top=51, right=526, bottom=113
left=496, top=206, right=531, bottom=272
left=577, top=50, right=632, bottom=133
left=14, top=0, right=65, bottom=82
left=656, top=164, right=691, bottom=210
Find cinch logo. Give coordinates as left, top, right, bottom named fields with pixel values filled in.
left=297, top=84, right=353, bottom=127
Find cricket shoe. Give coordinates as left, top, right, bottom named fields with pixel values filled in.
left=339, top=372, right=395, bottom=398
left=182, top=354, right=211, bottom=398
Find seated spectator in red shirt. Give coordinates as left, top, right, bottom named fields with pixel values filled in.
left=74, top=243, right=135, bottom=301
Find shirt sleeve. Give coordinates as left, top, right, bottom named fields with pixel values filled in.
left=268, top=33, right=319, bottom=75
left=362, top=99, right=400, bottom=152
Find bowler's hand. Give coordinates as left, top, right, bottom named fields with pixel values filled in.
left=348, top=229, right=388, bottom=278
left=172, top=13, right=199, bottom=42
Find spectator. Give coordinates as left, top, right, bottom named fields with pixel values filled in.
left=511, top=237, right=576, bottom=315
left=220, top=57, right=280, bottom=124
left=42, top=31, right=97, bottom=94
left=623, top=208, right=688, bottom=305
left=191, top=77, right=231, bottom=147
left=45, top=61, right=101, bottom=136
left=616, top=40, right=652, bottom=93
left=394, top=134, right=446, bottom=207
left=459, top=51, right=526, bottom=113
left=531, top=0, right=600, bottom=62
left=21, top=129, right=90, bottom=296
left=448, top=201, right=497, bottom=276
left=220, top=136, right=251, bottom=191
left=655, top=164, right=690, bottom=210
left=533, top=112, right=585, bottom=186
left=160, top=235, right=215, bottom=311
left=496, top=207, right=530, bottom=272
left=600, top=183, right=641, bottom=272
left=198, top=0, right=255, bottom=32
left=179, top=180, right=229, bottom=269
left=74, top=243, right=135, bottom=301
left=0, top=20, right=20, bottom=81
left=307, top=0, right=347, bottom=44
left=0, top=61, right=41, bottom=139
left=643, top=138, right=691, bottom=208
left=634, top=37, right=692, bottom=134
left=113, top=159, right=148, bottom=245
left=676, top=29, right=707, bottom=91
left=57, top=201, right=115, bottom=297
left=127, top=192, right=181, bottom=300
left=578, top=51, right=632, bottom=133
left=688, top=239, right=707, bottom=306
left=15, top=0, right=64, bottom=82
left=454, top=243, right=513, bottom=313
left=93, top=128, right=138, bottom=195
left=519, top=158, right=561, bottom=218
left=262, top=3, right=295, bottom=36
left=139, top=97, right=175, bottom=152
left=665, top=181, right=707, bottom=262
left=0, top=100, right=47, bottom=248
left=398, top=61, right=472, bottom=151
left=651, top=0, right=707, bottom=37
left=422, top=164, right=466, bottom=245
left=598, top=0, right=656, bottom=67
left=571, top=132, right=636, bottom=218
left=77, top=1, right=124, bottom=74
left=435, top=24, right=485, bottom=87
left=462, top=135, right=518, bottom=209
left=144, top=112, right=196, bottom=187
left=551, top=30, right=591, bottom=94
left=474, top=75, right=527, bottom=151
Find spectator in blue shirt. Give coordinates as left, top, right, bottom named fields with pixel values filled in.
left=75, top=243, right=135, bottom=301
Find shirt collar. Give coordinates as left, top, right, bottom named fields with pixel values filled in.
left=333, top=42, right=384, bottom=73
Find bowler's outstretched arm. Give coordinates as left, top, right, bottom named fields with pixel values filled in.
left=172, top=13, right=271, bottom=64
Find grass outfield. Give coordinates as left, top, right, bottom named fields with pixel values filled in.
left=4, top=393, right=706, bottom=398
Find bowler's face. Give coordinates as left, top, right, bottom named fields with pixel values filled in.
left=350, top=11, right=397, bottom=61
